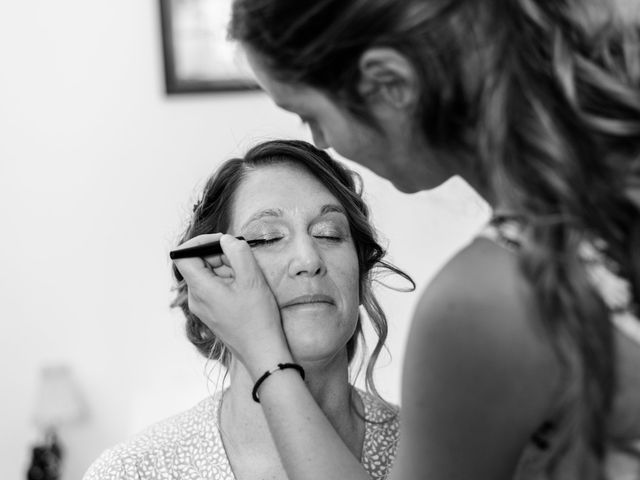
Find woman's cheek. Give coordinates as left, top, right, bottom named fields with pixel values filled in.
left=333, top=259, right=360, bottom=293
left=255, top=258, right=285, bottom=292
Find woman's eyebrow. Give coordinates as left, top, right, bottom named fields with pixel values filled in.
left=240, top=204, right=346, bottom=230
left=240, top=208, right=283, bottom=230
left=320, top=204, right=347, bottom=216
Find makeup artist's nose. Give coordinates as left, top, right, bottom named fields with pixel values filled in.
left=288, top=237, right=326, bottom=277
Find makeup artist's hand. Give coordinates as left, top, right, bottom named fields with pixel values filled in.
left=172, top=234, right=292, bottom=378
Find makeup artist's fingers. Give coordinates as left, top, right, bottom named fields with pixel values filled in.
left=173, top=234, right=258, bottom=291
left=219, top=234, right=265, bottom=283
left=203, top=253, right=227, bottom=270
left=172, top=233, right=227, bottom=274
left=179, top=234, right=233, bottom=271
left=173, top=234, right=290, bottom=373
left=173, top=257, right=223, bottom=294
left=173, top=240, right=231, bottom=293
left=211, top=260, right=234, bottom=279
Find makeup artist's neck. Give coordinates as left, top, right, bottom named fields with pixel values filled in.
left=439, top=144, right=499, bottom=208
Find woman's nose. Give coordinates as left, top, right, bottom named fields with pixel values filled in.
left=287, top=238, right=326, bottom=277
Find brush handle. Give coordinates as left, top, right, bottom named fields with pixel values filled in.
left=170, top=236, right=246, bottom=260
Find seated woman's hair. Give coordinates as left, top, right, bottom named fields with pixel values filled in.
left=171, top=139, right=414, bottom=398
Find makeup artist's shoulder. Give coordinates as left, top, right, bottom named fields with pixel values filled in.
left=412, top=236, right=556, bottom=371
left=82, top=395, right=221, bottom=480
left=402, top=240, right=561, bottom=462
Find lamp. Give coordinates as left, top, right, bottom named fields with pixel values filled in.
left=27, top=365, right=87, bottom=480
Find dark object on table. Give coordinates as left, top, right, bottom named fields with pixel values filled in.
left=26, top=432, right=62, bottom=480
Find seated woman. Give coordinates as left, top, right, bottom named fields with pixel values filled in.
left=83, top=139, right=414, bottom=480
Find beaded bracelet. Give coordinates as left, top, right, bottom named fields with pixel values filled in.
left=252, top=362, right=305, bottom=403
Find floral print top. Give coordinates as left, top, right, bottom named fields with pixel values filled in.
left=83, top=388, right=399, bottom=480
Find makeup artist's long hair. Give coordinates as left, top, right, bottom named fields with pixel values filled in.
left=171, top=139, right=414, bottom=403
left=230, top=0, right=640, bottom=477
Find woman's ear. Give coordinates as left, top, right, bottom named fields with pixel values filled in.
left=357, top=48, right=420, bottom=110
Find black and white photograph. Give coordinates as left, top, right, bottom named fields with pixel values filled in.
left=2, top=1, right=639, bottom=480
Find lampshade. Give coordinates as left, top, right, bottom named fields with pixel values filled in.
left=32, top=365, right=87, bottom=431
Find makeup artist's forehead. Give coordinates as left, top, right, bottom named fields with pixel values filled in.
left=229, top=162, right=345, bottom=231
left=245, top=48, right=327, bottom=115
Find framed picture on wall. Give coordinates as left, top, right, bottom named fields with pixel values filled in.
left=159, top=0, right=259, bottom=94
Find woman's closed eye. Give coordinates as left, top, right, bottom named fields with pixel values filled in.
left=249, top=238, right=279, bottom=248
left=248, top=235, right=342, bottom=246
left=310, top=225, right=346, bottom=242
left=314, top=234, right=342, bottom=242
left=251, top=237, right=282, bottom=247
left=245, top=232, right=285, bottom=248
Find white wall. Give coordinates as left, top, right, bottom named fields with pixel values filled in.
left=0, top=1, right=490, bottom=479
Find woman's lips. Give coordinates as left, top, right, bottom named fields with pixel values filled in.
left=280, top=294, right=335, bottom=309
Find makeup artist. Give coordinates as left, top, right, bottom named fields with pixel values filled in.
left=174, top=1, right=640, bottom=479
left=83, top=139, right=414, bottom=480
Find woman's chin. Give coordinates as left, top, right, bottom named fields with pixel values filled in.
left=287, top=340, right=348, bottom=370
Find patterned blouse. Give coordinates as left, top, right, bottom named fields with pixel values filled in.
left=83, top=388, right=399, bottom=480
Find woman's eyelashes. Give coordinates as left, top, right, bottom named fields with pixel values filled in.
left=254, top=237, right=281, bottom=247
left=313, top=233, right=343, bottom=242
left=246, top=234, right=284, bottom=247
left=244, top=230, right=345, bottom=247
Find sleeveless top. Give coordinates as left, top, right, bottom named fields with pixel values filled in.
left=480, top=217, right=640, bottom=480
left=82, top=388, right=399, bottom=480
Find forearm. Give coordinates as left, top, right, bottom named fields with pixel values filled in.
left=257, top=369, right=372, bottom=480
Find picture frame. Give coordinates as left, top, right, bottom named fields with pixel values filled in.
left=159, top=0, right=260, bottom=94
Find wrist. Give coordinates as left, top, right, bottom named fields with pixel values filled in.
left=241, top=336, right=294, bottom=381
left=252, top=362, right=305, bottom=402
